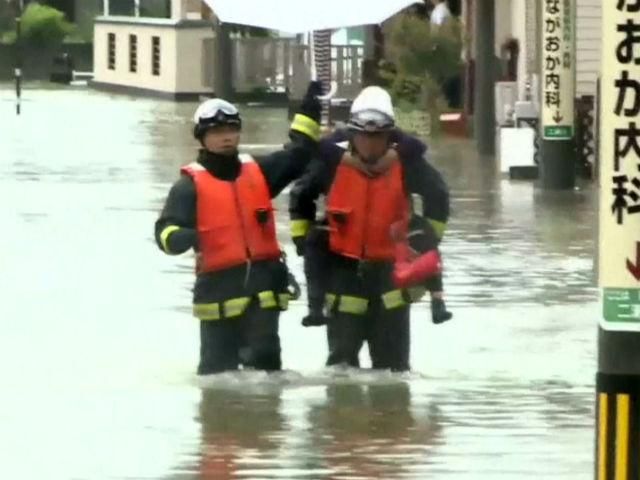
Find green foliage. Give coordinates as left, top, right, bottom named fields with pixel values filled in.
left=386, top=14, right=462, bottom=85
left=381, top=14, right=463, bottom=135
left=18, top=3, right=75, bottom=47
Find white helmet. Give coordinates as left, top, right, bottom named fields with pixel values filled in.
left=193, top=98, right=241, bottom=140
left=348, top=86, right=396, bottom=132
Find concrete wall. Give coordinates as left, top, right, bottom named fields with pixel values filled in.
left=500, top=0, right=600, bottom=100
left=508, top=0, right=541, bottom=101
left=93, top=17, right=212, bottom=96
left=510, top=0, right=527, bottom=100
left=174, top=24, right=214, bottom=92
left=575, top=0, right=601, bottom=97
left=494, top=0, right=513, bottom=55
left=0, top=43, right=93, bottom=80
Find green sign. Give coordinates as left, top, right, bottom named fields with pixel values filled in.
left=603, top=289, right=640, bottom=328
left=543, top=126, right=573, bottom=139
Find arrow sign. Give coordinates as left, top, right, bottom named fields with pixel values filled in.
left=626, top=242, right=640, bottom=281
left=553, top=111, right=563, bottom=123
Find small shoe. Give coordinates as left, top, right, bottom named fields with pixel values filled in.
left=301, top=312, right=328, bottom=327
left=431, top=298, right=453, bottom=324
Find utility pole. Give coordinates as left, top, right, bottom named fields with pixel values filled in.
left=539, top=0, right=576, bottom=189
left=473, top=0, right=495, bottom=155
left=213, top=20, right=233, bottom=99
left=596, top=2, right=640, bottom=479
left=14, top=0, right=23, bottom=115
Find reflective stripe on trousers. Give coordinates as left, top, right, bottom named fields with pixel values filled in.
left=325, top=286, right=427, bottom=315
left=193, top=290, right=290, bottom=321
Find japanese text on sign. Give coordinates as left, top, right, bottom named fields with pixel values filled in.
left=610, top=0, right=640, bottom=225
left=541, top=0, right=574, bottom=140
left=599, top=0, right=640, bottom=329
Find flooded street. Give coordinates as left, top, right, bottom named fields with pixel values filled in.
left=0, top=85, right=597, bottom=479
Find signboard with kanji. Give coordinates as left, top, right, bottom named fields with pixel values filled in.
left=599, top=1, right=640, bottom=331
left=541, top=0, right=575, bottom=141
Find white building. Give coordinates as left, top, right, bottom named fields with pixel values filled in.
left=91, top=0, right=365, bottom=102
left=92, top=0, right=215, bottom=99
left=466, top=0, right=601, bottom=103
left=462, top=0, right=601, bottom=171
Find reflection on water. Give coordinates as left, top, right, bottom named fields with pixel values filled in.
left=195, top=386, right=285, bottom=478
left=304, top=382, right=444, bottom=479
left=0, top=86, right=596, bottom=479
left=166, top=371, right=592, bottom=479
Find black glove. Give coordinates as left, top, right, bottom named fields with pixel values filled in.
left=167, top=227, right=198, bottom=253
left=287, top=272, right=302, bottom=300
left=293, top=236, right=306, bottom=256
left=299, top=80, right=324, bottom=124
left=407, top=215, right=438, bottom=252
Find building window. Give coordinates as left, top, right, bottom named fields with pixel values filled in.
left=110, top=0, right=135, bottom=16
left=129, top=35, right=138, bottom=73
left=139, top=0, right=171, bottom=18
left=152, top=36, right=161, bottom=76
left=108, top=33, right=116, bottom=70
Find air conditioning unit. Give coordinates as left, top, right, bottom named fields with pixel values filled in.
left=514, top=100, right=538, bottom=122
left=495, top=81, right=518, bottom=126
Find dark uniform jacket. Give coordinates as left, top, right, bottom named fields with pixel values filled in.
left=289, top=129, right=450, bottom=248
left=155, top=131, right=316, bottom=305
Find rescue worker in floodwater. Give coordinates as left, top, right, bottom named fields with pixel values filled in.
left=154, top=81, right=323, bottom=375
left=289, top=86, right=451, bottom=372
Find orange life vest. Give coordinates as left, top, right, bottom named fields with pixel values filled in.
left=326, top=153, right=408, bottom=261
left=181, top=156, right=281, bottom=273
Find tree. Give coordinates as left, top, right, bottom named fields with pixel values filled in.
left=380, top=14, right=463, bottom=134
left=2, top=3, right=74, bottom=47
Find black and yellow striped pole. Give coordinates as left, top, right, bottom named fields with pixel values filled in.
left=596, top=382, right=640, bottom=480
left=596, top=2, right=640, bottom=479
left=14, top=0, right=23, bottom=116
left=312, top=29, right=332, bottom=126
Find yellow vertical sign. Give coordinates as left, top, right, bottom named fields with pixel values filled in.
left=599, top=2, right=640, bottom=331
left=541, top=0, right=575, bottom=140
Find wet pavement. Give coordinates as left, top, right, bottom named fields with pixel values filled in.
left=0, top=84, right=597, bottom=479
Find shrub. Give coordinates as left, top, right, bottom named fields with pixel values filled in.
left=18, top=3, right=74, bottom=48
left=381, top=14, right=463, bottom=135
